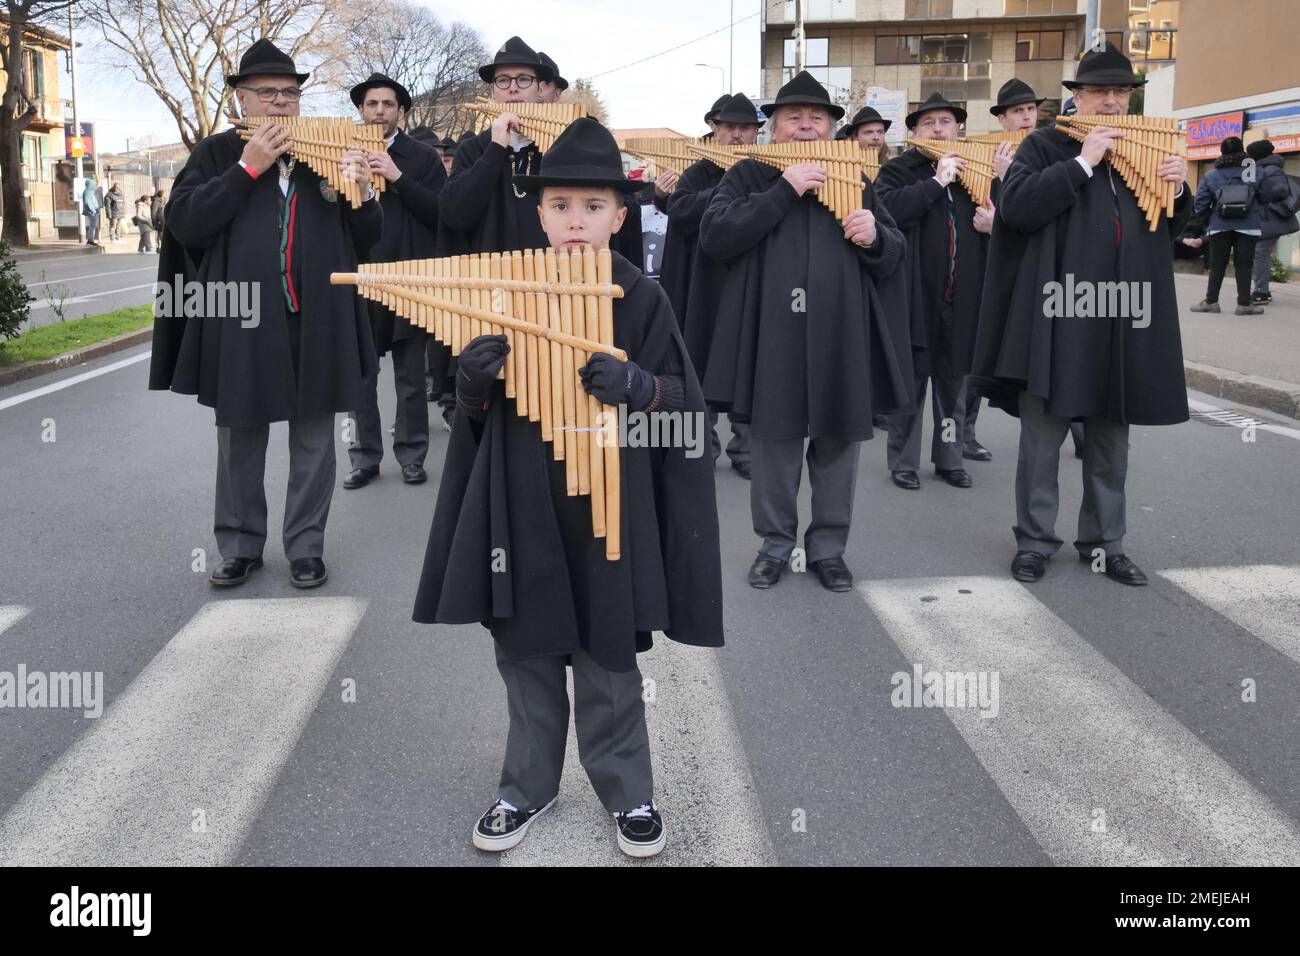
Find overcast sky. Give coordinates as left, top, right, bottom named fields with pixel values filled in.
left=74, top=0, right=766, bottom=153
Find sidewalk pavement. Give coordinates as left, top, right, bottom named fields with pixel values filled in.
left=1174, top=272, right=1300, bottom=420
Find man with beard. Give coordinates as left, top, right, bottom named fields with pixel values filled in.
left=970, top=44, right=1190, bottom=586
left=660, top=93, right=763, bottom=478
left=343, top=73, right=445, bottom=490
left=699, top=72, right=913, bottom=592
left=876, top=93, right=990, bottom=492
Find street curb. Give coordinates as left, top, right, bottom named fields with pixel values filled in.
left=0, top=325, right=152, bottom=389
left=10, top=244, right=105, bottom=262
left=1184, top=360, right=1300, bottom=420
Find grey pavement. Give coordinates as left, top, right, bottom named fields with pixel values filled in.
left=16, top=241, right=158, bottom=330
left=1, top=345, right=1299, bottom=866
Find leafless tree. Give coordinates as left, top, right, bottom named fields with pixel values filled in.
left=80, top=0, right=350, bottom=151
left=1, top=0, right=77, bottom=246
left=563, top=78, right=609, bottom=127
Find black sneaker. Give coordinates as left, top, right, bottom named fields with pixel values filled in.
left=1251, top=291, right=1272, bottom=304
left=472, top=796, right=554, bottom=852
left=614, top=801, right=665, bottom=858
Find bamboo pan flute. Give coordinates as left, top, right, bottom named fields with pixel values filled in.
left=688, top=141, right=882, bottom=183
left=331, top=246, right=627, bottom=560
left=1055, top=115, right=1185, bottom=231
left=965, top=128, right=1032, bottom=146
left=905, top=137, right=999, bottom=207
left=465, top=99, right=589, bottom=153
left=743, top=140, right=871, bottom=224
left=623, top=137, right=701, bottom=191
left=234, top=116, right=387, bottom=209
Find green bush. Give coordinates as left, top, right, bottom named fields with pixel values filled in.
left=0, top=238, right=33, bottom=351
left=1270, top=253, right=1290, bottom=283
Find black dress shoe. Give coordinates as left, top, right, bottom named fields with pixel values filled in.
left=343, top=467, right=378, bottom=489
left=290, top=557, right=328, bottom=589
left=731, top=459, right=752, bottom=480
left=1082, top=552, right=1148, bottom=586
left=936, top=467, right=973, bottom=488
left=962, top=440, right=992, bottom=462
left=747, top=554, right=787, bottom=589
left=1011, top=550, right=1047, bottom=582
left=209, top=556, right=263, bottom=588
left=891, top=470, right=920, bottom=490
left=402, top=463, right=427, bottom=484
left=809, top=557, right=853, bottom=592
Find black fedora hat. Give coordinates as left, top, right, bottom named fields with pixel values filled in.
left=842, top=105, right=892, bottom=136
left=704, top=94, right=730, bottom=125
left=905, top=92, right=967, bottom=130
left=226, top=38, right=309, bottom=87
left=407, top=125, right=438, bottom=144
left=764, top=70, right=845, bottom=121
left=713, top=93, right=764, bottom=125
left=990, top=78, right=1044, bottom=116
left=350, top=72, right=412, bottom=111
left=478, top=36, right=554, bottom=84
left=1062, top=42, right=1146, bottom=90
left=514, top=118, right=644, bottom=194
left=538, top=52, right=569, bottom=91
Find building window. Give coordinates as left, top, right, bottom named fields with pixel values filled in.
left=783, top=36, right=829, bottom=68
left=1003, top=0, right=1075, bottom=14
left=876, top=35, right=921, bottom=65
left=26, top=48, right=45, bottom=101
left=905, top=0, right=953, bottom=16
left=1016, top=31, right=1064, bottom=61
left=777, top=0, right=853, bottom=21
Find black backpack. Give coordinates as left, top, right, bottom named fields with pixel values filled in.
left=1268, top=174, right=1300, bottom=219
left=1215, top=178, right=1255, bottom=219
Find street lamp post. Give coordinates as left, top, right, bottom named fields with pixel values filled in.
left=696, top=63, right=726, bottom=96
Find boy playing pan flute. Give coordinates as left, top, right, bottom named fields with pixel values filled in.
left=412, top=118, right=723, bottom=858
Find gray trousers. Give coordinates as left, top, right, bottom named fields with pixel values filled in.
left=215, top=414, right=336, bottom=561
left=1253, top=236, right=1279, bottom=294
left=1014, top=393, right=1128, bottom=558
left=751, top=436, right=859, bottom=563
left=887, top=367, right=964, bottom=472
left=349, top=336, right=428, bottom=470
left=708, top=410, right=751, bottom=466
left=494, top=642, right=653, bottom=815
left=960, top=379, right=981, bottom=445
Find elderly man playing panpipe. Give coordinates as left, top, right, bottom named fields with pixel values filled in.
left=342, top=72, right=446, bottom=492
left=660, top=93, right=764, bottom=479
left=876, top=93, right=992, bottom=494
left=413, top=118, right=721, bottom=858
left=969, top=43, right=1190, bottom=587
left=149, top=38, right=381, bottom=590
left=698, top=71, right=913, bottom=593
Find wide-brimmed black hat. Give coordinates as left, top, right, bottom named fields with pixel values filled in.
left=350, top=72, right=411, bottom=111
left=538, top=52, right=569, bottom=91
left=478, top=36, right=554, bottom=84
left=905, top=92, right=967, bottom=129
left=407, top=125, right=438, bottom=144
left=764, top=70, right=845, bottom=120
left=704, top=94, right=730, bottom=125
left=990, top=78, right=1043, bottom=116
left=713, top=93, right=763, bottom=125
left=226, top=38, right=309, bottom=87
left=1062, top=42, right=1146, bottom=90
left=842, top=105, right=892, bottom=136
left=514, top=117, right=643, bottom=194
left=439, top=135, right=459, bottom=151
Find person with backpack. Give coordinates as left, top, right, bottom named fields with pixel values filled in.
left=1191, top=136, right=1265, bottom=315
left=1246, top=139, right=1299, bottom=304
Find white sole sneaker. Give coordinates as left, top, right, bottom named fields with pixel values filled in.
left=471, top=797, right=555, bottom=852
left=616, top=824, right=666, bottom=858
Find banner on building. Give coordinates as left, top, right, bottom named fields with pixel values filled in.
left=64, top=122, right=95, bottom=162
left=866, top=87, right=909, bottom=146
left=1185, top=111, right=1244, bottom=161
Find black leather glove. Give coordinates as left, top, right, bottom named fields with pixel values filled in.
left=579, top=352, right=655, bottom=410
left=457, top=334, right=510, bottom=406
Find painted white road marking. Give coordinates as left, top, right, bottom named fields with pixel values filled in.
left=859, top=576, right=1300, bottom=866
left=0, top=598, right=366, bottom=866
left=1159, top=564, right=1300, bottom=667
left=0, top=349, right=150, bottom=412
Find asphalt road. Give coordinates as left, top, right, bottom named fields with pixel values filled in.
left=1, top=348, right=1299, bottom=866
left=17, top=248, right=159, bottom=330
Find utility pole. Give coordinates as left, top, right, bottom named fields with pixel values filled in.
left=728, top=0, right=733, bottom=94
left=1085, top=0, right=1101, bottom=53
left=794, top=0, right=806, bottom=72
left=68, top=4, right=83, bottom=242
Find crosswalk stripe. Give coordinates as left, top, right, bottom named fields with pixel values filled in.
left=500, top=639, right=775, bottom=866
left=0, top=606, right=30, bottom=637
left=0, top=598, right=366, bottom=866
left=1158, top=565, right=1300, bottom=668
left=858, top=576, right=1300, bottom=866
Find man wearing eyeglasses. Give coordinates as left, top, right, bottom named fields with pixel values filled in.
left=149, top=38, right=383, bottom=591
left=970, top=43, right=1190, bottom=588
